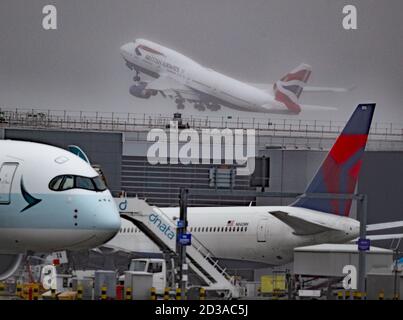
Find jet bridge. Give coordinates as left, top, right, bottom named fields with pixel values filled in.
left=115, top=197, right=244, bottom=299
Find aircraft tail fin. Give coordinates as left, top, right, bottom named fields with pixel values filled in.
left=291, top=104, right=375, bottom=216
left=273, top=63, right=312, bottom=114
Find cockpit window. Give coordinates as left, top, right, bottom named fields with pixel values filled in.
left=93, top=176, right=107, bottom=191
left=49, top=176, right=63, bottom=190
left=49, top=175, right=107, bottom=192
left=76, top=176, right=95, bottom=191
left=61, top=175, right=74, bottom=190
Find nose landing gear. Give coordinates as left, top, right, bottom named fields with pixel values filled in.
left=133, top=71, right=141, bottom=82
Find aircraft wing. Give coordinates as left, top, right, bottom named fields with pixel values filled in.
left=367, top=234, right=403, bottom=241
left=367, top=221, right=403, bottom=231
left=146, top=75, right=187, bottom=91
left=269, top=211, right=339, bottom=235
left=99, top=243, right=132, bottom=254
left=145, top=75, right=199, bottom=99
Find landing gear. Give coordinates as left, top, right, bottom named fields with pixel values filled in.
left=175, top=98, right=185, bottom=110
left=206, top=103, right=221, bottom=111
left=133, top=71, right=141, bottom=82
left=194, top=103, right=206, bottom=111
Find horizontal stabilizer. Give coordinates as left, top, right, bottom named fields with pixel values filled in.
left=300, top=104, right=338, bottom=111
left=367, top=221, right=403, bottom=231
left=352, top=234, right=403, bottom=242
left=269, top=211, right=336, bottom=235
left=248, top=84, right=354, bottom=94
left=304, top=85, right=356, bottom=93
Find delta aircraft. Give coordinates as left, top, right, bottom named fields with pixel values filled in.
left=0, top=141, right=121, bottom=280
left=120, top=38, right=348, bottom=115
left=106, top=104, right=403, bottom=267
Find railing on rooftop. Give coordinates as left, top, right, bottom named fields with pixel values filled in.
left=0, top=107, right=402, bottom=143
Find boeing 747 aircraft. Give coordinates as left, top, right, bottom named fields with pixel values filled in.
left=105, top=104, right=403, bottom=268
left=120, top=39, right=346, bottom=114
left=0, top=141, right=121, bottom=280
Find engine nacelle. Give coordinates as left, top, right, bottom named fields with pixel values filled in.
left=129, top=82, right=152, bottom=99
left=0, top=254, right=24, bottom=280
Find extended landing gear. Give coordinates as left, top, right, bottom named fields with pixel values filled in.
left=206, top=102, right=221, bottom=111
left=148, top=89, right=158, bottom=96
left=133, top=70, right=141, bottom=82
left=194, top=103, right=206, bottom=111
left=175, top=98, right=185, bottom=109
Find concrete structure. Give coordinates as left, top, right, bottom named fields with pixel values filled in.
left=294, top=244, right=393, bottom=277
left=124, top=271, right=153, bottom=300
left=366, top=268, right=403, bottom=299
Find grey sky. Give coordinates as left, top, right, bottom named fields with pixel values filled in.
left=0, top=0, right=402, bottom=123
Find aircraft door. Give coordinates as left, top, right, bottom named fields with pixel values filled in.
left=257, top=219, right=268, bottom=242
left=0, top=163, right=18, bottom=204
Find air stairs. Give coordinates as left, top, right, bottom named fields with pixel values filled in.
left=115, top=197, right=244, bottom=299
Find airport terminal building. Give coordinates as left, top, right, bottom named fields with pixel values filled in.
left=1, top=108, right=402, bottom=224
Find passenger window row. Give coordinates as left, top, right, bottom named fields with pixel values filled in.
left=119, top=226, right=248, bottom=234
left=189, top=226, right=247, bottom=233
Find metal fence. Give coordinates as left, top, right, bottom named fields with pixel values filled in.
left=1, top=107, right=402, bottom=143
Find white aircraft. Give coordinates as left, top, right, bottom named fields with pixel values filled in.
left=120, top=38, right=347, bottom=114
left=106, top=104, right=402, bottom=268
left=0, top=140, right=121, bottom=280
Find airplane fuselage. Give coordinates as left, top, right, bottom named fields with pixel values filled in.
left=121, top=39, right=290, bottom=114
left=106, top=104, right=375, bottom=268
left=109, top=205, right=359, bottom=266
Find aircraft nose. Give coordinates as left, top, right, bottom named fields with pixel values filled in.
left=96, top=196, right=121, bottom=234
left=120, top=42, right=135, bottom=58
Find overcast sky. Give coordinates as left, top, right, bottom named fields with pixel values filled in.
left=0, top=0, right=402, bottom=123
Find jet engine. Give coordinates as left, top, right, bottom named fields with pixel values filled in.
left=129, top=82, right=157, bottom=99
left=0, top=254, right=24, bottom=280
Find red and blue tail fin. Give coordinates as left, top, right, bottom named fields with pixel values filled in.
left=291, top=104, right=375, bottom=216
left=273, top=64, right=312, bottom=114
